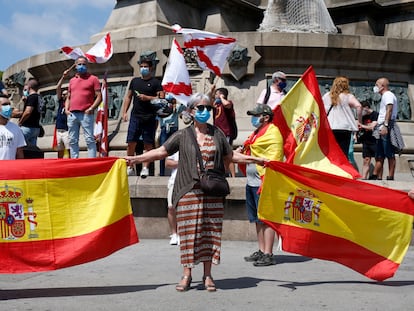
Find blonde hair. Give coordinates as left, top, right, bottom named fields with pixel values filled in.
left=330, top=76, right=350, bottom=106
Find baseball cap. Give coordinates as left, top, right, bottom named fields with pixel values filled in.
left=272, top=71, right=286, bottom=81
left=247, top=104, right=273, bottom=117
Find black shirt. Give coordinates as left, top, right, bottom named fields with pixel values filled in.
left=129, top=77, right=163, bottom=119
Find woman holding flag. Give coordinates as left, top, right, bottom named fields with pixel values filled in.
left=125, top=93, right=265, bottom=292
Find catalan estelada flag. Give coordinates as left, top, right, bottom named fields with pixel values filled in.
left=259, top=160, right=414, bottom=281
left=273, top=66, right=360, bottom=179
left=0, top=158, right=138, bottom=273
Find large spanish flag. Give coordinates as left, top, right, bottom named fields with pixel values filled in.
left=259, top=161, right=414, bottom=281
left=0, top=158, right=138, bottom=273
left=274, top=66, right=360, bottom=179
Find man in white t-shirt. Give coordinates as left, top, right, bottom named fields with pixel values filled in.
left=0, top=95, right=26, bottom=160
left=256, top=71, right=287, bottom=110
left=371, top=77, right=398, bottom=180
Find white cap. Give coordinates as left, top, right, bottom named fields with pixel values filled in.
left=272, top=71, right=286, bottom=81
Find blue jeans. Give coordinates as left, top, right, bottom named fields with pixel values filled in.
left=20, top=126, right=40, bottom=146
left=67, top=111, right=96, bottom=158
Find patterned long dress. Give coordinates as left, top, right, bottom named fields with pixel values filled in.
left=176, top=135, right=225, bottom=267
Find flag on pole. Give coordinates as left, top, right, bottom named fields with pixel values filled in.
left=259, top=160, right=414, bottom=281
left=61, top=33, right=113, bottom=63
left=94, top=73, right=109, bottom=157
left=0, top=158, right=138, bottom=274
left=162, top=38, right=192, bottom=104
left=273, top=66, right=360, bottom=178
left=172, top=24, right=236, bottom=76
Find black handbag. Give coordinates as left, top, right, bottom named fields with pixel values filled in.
left=189, top=127, right=230, bottom=197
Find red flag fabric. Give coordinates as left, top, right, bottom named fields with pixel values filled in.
left=273, top=66, right=360, bottom=179
left=0, top=158, right=138, bottom=273
left=94, top=75, right=109, bottom=157
left=259, top=160, right=414, bottom=281
left=61, top=33, right=113, bottom=63
left=162, top=38, right=192, bottom=104
left=172, top=24, right=236, bottom=76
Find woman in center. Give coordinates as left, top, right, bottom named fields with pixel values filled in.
left=125, top=93, right=265, bottom=292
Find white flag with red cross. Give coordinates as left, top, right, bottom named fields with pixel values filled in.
left=172, top=24, right=236, bottom=76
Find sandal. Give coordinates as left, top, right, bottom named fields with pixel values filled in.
left=203, top=275, right=216, bottom=292
left=175, top=275, right=192, bottom=292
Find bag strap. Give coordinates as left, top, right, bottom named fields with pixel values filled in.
left=327, top=105, right=334, bottom=116
left=263, top=86, right=271, bottom=105
left=188, top=126, right=205, bottom=173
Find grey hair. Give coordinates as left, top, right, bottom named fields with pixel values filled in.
left=187, top=93, right=210, bottom=109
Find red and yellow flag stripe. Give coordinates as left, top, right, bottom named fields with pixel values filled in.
left=0, top=158, right=138, bottom=273
left=259, top=160, right=414, bottom=281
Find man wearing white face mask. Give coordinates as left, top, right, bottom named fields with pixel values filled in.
left=371, top=77, right=398, bottom=180
left=0, top=94, right=26, bottom=160
left=122, top=58, right=164, bottom=177
left=240, top=104, right=284, bottom=266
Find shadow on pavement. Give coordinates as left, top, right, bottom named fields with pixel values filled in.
left=0, top=283, right=170, bottom=301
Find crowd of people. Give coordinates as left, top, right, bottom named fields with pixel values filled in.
left=0, top=57, right=411, bottom=292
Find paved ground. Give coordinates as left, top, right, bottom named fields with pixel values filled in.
left=1, top=239, right=414, bottom=311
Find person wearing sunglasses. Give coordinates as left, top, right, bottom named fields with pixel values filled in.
left=125, top=93, right=265, bottom=292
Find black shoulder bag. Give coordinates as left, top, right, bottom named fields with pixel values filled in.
left=188, top=127, right=230, bottom=197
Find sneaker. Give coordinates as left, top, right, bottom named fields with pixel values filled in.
left=244, top=250, right=264, bottom=262
left=253, top=253, right=275, bottom=267
left=169, top=233, right=179, bottom=245
left=127, top=166, right=136, bottom=176
left=140, top=167, right=149, bottom=178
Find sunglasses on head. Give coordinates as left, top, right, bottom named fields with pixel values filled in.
left=195, top=105, right=212, bottom=112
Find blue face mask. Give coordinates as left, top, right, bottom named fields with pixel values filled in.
left=251, top=116, right=262, bottom=128
left=23, top=90, right=29, bottom=97
left=0, top=105, right=12, bottom=119
left=214, top=98, right=222, bottom=105
left=140, top=67, right=150, bottom=76
left=76, top=64, right=87, bottom=74
left=278, top=81, right=287, bottom=90
left=194, top=108, right=211, bottom=124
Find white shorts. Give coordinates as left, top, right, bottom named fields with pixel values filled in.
left=167, top=182, right=174, bottom=208
left=56, top=129, right=70, bottom=151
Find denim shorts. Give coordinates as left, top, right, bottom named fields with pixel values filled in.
left=126, top=115, right=156, bottom=144
left=375, top=133, right=394, bottom=159
left=245, top=185, right=262, bottom=224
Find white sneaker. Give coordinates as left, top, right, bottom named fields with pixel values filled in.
left=127, top=167, right=136, bottom=176
left=169, top=233, right=179, bottom=245
left=140, top=167, right=149, bottom=178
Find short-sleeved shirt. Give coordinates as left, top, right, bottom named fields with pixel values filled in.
left=21, top=93, right=41, bottom=128
left=129, top=77, right=163, bottom=120
left=68, top=73, right=101, bottom=112
left=361, top=110, right=379, bottom=144
left=0, top=121, right=26, bottom=160
left=56, top=98, right=68, bottom=130
left=213, top=100, right=236, bottom=138
left=378, top=90, right=398, bottom=124
left=256, top=85, right=285, bottom=109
